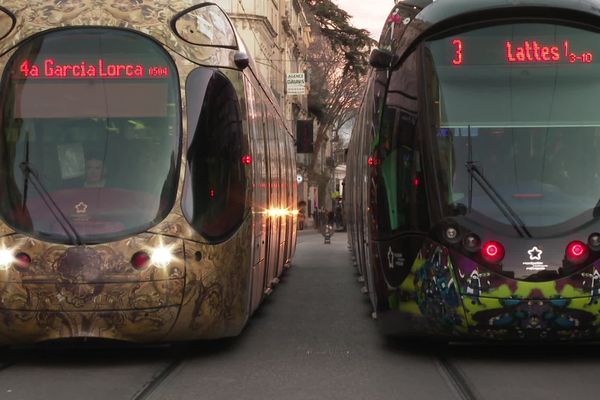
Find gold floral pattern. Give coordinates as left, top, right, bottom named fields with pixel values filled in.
left=0, top=1, right=236, bottom=67
left=0, top=1, right=294, bottom=344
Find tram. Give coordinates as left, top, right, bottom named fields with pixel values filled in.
left=0, top=1, right=297, bottom=343
left=347, top=0, right=600, bottom=340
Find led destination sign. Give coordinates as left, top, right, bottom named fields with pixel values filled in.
left=506, top=40, right=592, bottom=63
left=18, top=59, right=169, bottom=79
left=451, top=39, right=593, bottom=65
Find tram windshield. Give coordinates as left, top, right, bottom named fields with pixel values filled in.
left=427, top=23, right=600, bottom=232
left=0, top=29, right=180, bottom=244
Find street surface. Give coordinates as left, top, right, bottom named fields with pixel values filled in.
left=0, top=229, right=600, bottom=399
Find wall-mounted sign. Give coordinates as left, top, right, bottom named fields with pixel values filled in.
left=286, top=72, right=305, bottom=95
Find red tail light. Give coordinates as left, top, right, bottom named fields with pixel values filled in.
left=481, top=241, right=505, bottom=263
left=368, top=157, right=380, bottom=166
left=241, top=155, right=252, bottom=165
left=131, top=251, right=150, bottom=270
left=14, top=252, right=31, bottom=269
left=566, top=240, right=589, bottom=263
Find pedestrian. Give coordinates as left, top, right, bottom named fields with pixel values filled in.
left=297, top=201, right=306, bottom=230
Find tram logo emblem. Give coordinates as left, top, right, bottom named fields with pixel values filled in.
left=387, top=246, right=405, bottom=269
left=75, top=202, right=88, bottom=214
left=527, top=246, right=543, bottom=261
left=524, top=246, right=548, bottom=271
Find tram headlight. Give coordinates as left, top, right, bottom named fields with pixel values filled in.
left=151, top=246, right=174, bottom=268
left=588, top=233, right=600, bottom=252
left=264, top=208, right=291, bottom=217
left=0, top=248, right=14, bottom=270
left=463, top=233, right=482, bottom=252
left=442, top=224, right=462, bottom=244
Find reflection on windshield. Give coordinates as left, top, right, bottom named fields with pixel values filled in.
left=5, top=118, right=179, bottom=242
left=427, top=23, right=600, bottom=230
left=440, top=127, right=600, bottom=227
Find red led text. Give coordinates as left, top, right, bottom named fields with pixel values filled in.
left=18, top=59, right=169, bottom=79
left=452, top=39, right=463, bottom=65
left=505, top=40, right=593, bottom=64
left=148, top=66, right=169, bottom=77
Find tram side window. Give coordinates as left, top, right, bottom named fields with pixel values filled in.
left=183, top=69, right=247, bottom=240
left=375, top=51, right=428, bottom=236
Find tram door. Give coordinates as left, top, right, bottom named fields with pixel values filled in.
left=276, top=120, right=287, bottom=276
left=283, top=131, right=295, bottom=267
left=279, top=131, right=292, bottom=268
left=355, top=115, right=367, bottom=278
left=289, top=136, right=298, bottom=261
left=265, top=108, right=282, bottom=288
left=246, top=79, right=268, bottom=312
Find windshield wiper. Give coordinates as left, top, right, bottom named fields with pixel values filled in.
left=465, top=162, right=531, bottom=238
left=19, top=161, right=83, bottom=245
left=465, top=126, right=530, bottom=238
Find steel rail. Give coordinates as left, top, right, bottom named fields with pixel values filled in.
left=130, top=358, right=182, bottom=400
left=435, top=355, right=479, bottom=400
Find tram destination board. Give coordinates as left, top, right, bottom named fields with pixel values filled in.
left=12, top=57, right=170, bottom=118
left=437, top=24, right=597, bottom=66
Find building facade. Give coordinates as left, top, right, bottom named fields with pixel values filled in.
left=214, top=0, right=315, bottom=214
left=214, top=0, right=311, bottom=131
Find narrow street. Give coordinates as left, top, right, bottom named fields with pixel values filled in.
left=1, top=230, right=600, bottom=400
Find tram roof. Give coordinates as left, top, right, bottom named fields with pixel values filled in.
left=414, top=0, right=600, bottom=26
left=0, top=1, right=251, bottom=81
left=388, top=0, right=600, bottom=65
left=0, top=1, right=247, bottom=56
left=0, top=0, right=215, bottom=20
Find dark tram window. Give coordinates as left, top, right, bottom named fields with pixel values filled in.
left=183, top=69, right=247, bottom=241
left=374, top=51, right=428, bottom=237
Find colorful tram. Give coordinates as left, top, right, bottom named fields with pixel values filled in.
left=0, top=1, right=297, bottom=343
left=347, top=0, right=600, bottom=340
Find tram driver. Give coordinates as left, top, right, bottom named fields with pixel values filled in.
left=83, top=157, right=106, bottom=188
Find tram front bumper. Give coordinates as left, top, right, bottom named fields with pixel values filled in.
left=0, top=234, right=185, bottom=344
left=383, top=240, right=600, bottom=341
left=0, top=278, right=185, bottom=344
left=382, top=293, right=600, bottom=341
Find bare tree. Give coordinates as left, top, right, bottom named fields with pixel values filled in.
left=304, top=1, right=374, bottom=180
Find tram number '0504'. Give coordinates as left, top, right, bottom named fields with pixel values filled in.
left=148, top=66, right=169, bottom=77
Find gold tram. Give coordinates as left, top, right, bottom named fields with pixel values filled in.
left=0, top=1, right=297, bottom=343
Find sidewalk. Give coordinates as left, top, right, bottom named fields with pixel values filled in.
left=298, top=217, right=346, bottom=230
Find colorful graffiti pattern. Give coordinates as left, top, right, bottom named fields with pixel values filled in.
left=393, top=242, right=467, bottom=336
left=390, top=240, right=600, bottom=340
